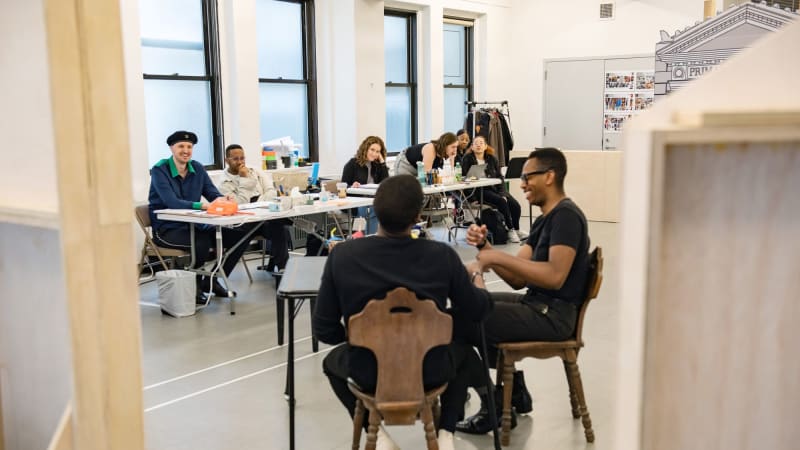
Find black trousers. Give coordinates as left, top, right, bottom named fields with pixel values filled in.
left=322, top=342, right=483, bottom=433
left=453, top=292, right=577, bottom=387
left=473, top=188, right=522, bottom=230
left=153, top=224, right=255, bottom=276
left=254, top=219, right=290, bottom=270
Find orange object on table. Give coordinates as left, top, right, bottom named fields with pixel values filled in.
left=206, top=198, right=239, bottom=216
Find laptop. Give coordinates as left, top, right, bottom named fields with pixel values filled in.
left=465, top=164, right=487, bottom=179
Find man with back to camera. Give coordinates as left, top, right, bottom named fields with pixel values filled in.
left=148, top=131, right=251, bottom=304
left=312, top=175, right=494, bottom=450
left=218, top=144, right=290, bottom=273
left=454, top=148, right=592, bottom=435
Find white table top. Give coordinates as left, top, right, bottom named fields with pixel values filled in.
left=346, top=178, right=502, bottom=196
left=155, top=197, right=373, bottom=226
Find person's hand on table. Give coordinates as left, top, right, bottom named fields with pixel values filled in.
left=351, top=181, right=361, bottom=188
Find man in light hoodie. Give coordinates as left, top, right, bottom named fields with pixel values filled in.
left=219, top=144, right=290, bottom=273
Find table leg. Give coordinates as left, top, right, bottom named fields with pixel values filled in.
left=288, top=295, right=296, bottom=450
left=214, top=226, right=236, bottom=315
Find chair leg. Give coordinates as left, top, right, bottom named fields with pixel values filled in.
left=432, top=397, right=441, bottom=431
left=565, top=357, right=595, bottom=443
left=276, top=300, right=285, bottom=346
left=242, top=258, right=253, bottom=283
left=365, top=406, right=381, bottom=450
left=310, top=298, right=319, bottom=352
left=563, top=359, right=580, bottom=418
left=352, top=400, right=365, bottom=450
left=500, top=357, right=515, bottom=446
left=420, top=404, right=439, bottom=450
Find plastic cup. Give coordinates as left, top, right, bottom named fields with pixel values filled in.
left=336, top=182, right=348, bottom=198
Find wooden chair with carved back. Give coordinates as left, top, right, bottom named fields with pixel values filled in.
left=495, top=246, right=604, bottom=446
left=347, top=287, right=452, bottom=450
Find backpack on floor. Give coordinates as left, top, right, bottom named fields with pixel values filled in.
left=479, top=208, right=509, bottom=245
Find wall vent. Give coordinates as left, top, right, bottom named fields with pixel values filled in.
left=600, top=2, right=615, bottom=20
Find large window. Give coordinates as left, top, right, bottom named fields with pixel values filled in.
left=140, top=0, right=223, bottom=168
left=443, top=19, right=473, bottom=134
left=256, top=0, right=317, bottom=160
left=384, top=11, right=417, bottom=152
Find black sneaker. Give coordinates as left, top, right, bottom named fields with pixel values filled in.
left=195, top=291, right=209, bottom=305
left=210, top=278, right=235, bottom=298
left=455, top=407, right=516, bottom=435
left=512, top=371, right=534, bottom=414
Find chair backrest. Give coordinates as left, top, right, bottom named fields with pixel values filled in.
left=503, top=157, right=528, bottom=179
left=574, top=247, right=603, bottom=345
left=134, top=204, right=152, bottom=233
left=347, top=287, right=452, bottom=425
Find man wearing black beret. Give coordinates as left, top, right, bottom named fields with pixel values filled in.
left=148, top=130, right=250, bottom=304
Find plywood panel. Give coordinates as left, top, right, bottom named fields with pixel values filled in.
left=643, top=142, right=800, bottom=450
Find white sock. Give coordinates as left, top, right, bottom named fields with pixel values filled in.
left=376, top=425, right=400, bottom=450
left=437, top=429, right=455, bottom=450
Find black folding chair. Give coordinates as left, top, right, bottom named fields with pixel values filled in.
left=503, top=157, right=533, bottom=229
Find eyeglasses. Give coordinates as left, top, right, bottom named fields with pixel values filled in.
left=227, top=156, right=245, bottom=161
left=520, top=168, right=552, bottom=183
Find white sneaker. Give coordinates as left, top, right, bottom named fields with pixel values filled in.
left=516, top=229, right=529, bottom=240
left=376, top=425, right=400, bottom=450
left=507, top=229, right=520, bottom=243
left=437, top=430, right=455, bottom=450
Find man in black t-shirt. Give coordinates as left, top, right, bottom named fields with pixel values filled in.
left=455, top=148, right=591, bottom=435
left=313, top=175, right=493, bottom=450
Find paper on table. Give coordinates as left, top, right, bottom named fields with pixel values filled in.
left=357, top=183, right=380, bottom=189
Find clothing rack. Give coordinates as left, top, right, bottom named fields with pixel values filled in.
left=464, top=100, right=514, bottom=166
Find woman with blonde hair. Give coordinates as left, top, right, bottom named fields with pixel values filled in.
left=394, top=132, right=459, bottom=177
left=342, top=136, right=389, bottom=188
left=461, top=135, right=526, bottom=243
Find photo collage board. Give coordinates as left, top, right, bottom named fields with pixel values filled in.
left=603, top=71, right=654, bottom=133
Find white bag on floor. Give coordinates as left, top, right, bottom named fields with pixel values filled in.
left=156, top=270, right=196, bottom=317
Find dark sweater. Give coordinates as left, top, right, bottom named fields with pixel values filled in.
left=148, top=158, right=222, bottom=232
left=312, top=235, right=492, bottom=389
left=461, top=152, right=505, bottom=193
left=341, top=158, right=389, bottom=186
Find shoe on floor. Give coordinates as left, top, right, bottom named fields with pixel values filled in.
left=507, top=229, right=520, bottom=243
left=376, top=425, right=400, bottom=450
left=210, top=277, right=235, bottom=298
left=516, top=229, right=529, bottom=241
left=512, top=371, right=533, bottom=414
left=437, top=429, right=455, bottom=450
left=455, top=407, right=516, bottom=435
left=195, top=291, right=209, bottom=306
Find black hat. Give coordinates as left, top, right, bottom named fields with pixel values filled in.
left=166, top=131, right=198, bottom=146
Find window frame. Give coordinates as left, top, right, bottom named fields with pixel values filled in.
left=443, top=17, right=474, bottom=133
left=256, top=0, right=319, bottom=162
left=141, top=0, right=225, bottom=169
left=384, top=9, right=418, bottom=153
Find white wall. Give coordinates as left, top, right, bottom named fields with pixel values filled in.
left=0, top=1, right=59, bottom=214
left=121, top=0, right=704, bottom=200
left=505, top=0, right=703, bottom=151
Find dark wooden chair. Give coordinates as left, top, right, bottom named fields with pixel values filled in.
left=347, top=287, right=452, bottom=450
left=495, top=246, right=604, bottom=446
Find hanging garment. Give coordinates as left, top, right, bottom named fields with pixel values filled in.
left=488, top=112, right=507, bottom=166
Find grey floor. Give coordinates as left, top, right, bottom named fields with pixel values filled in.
left=139, top=221, right=618, bottom=450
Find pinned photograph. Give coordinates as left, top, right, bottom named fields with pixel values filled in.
left=634, top=93, right=654, bottom=111
left=604, top=113, right=631, bottom=133
left=605, top=71, right=635, bottom=90
left=636, top=71, right=655, bottom=90
left=604, top=93, right=634, bottom=112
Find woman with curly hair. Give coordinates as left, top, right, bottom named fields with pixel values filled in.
left=341, top=136, right=389, bottom=188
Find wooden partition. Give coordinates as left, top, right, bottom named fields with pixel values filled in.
left=611, top=117, right=800, bottom=449
left=507, top=149, right=621, bottom=223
